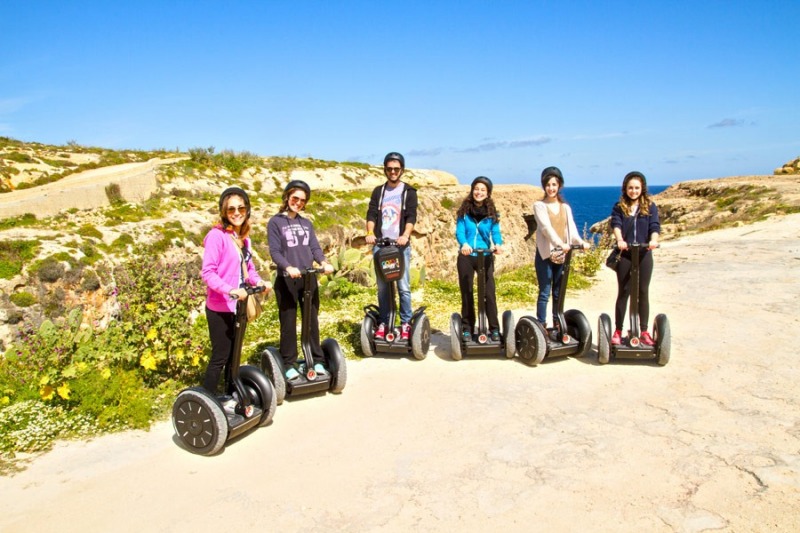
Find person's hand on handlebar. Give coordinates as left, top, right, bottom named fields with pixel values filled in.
left=286, top=266, right=302, bottom=278
left=460, top=243, right=473, bottom=256
left=648, top=239, right=659, bottom=250
left=321, top=262, right=334, bottom=274
left=396, top=234, right=410, bottom=246
left=493, top=245, right=503, bottom=255
left=616, top=238, right=628, bottom=251
left=257, top=279, right=272, bottom=296
left=365, top=234, right=376, bottom=245
left=229, top=288, right=248, bottom=301
left=582, top=242, right=591, bottom=251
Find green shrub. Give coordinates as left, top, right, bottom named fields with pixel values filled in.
left=70, top=369, right=157, bottom=429
left=0, top=213, right=37, bottom=231
left=77, top=224, right=103, bottom=239
left=35, top=257, right=66, bottom=282
left=0, top=240, right=39, bottom=279
left=80, top=270, right=101, bottom=291
left=105, top=183, right=123, bottom=205
left=9, top=292, right=36, bottom=307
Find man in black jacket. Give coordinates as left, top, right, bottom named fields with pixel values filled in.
left=365, top=152, right=418, bottom=340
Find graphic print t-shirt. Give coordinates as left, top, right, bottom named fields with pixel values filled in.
left=380, top=183, right=405, bottom=240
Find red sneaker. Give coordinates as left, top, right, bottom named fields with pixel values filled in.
left=374, top=323, right=386, bottom=340
left=611, top=330, right=622, bottom=345
left=641, top=331, right=655, bottom=346
left=400, top=323, right=411, bottom=340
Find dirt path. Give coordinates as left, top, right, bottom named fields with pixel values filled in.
left=1, top=215, right=799, bottom=532
left=0, top=158, right=184, bottom=218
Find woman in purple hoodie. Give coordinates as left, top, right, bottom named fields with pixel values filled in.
left=267, top=180, right=333, bottom=381
left=201, top=186, right=271, bottom=393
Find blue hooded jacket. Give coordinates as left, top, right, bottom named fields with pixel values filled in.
left=456, top=213, right=503, bottom=254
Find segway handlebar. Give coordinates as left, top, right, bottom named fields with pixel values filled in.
left=614, top=242, right=660, bottom=250
left=471, top=248, right=498, bottom=255
left=374, top=238, right=400, bottom=247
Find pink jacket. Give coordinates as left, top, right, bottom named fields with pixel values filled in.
left=202, top=226, right=262, bottom=313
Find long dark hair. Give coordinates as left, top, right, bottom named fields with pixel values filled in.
left=618, top=171, right=652, bottom=216
left=457, top=190, right=498, bottom=221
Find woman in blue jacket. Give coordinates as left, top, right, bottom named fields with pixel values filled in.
left=609, top=171, right=661, bottom=346
left=455, top=176, right=504, bottom=341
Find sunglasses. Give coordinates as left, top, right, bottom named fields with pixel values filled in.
left=226, top=205, right=247, bottom=214
left=289, top=195, right=307, bottom=205
left=385, top=166, right=402, bottom=174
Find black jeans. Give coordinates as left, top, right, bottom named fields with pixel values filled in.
left=457, top=253, right=499, bottom=332
left=203, top=306, right=236, bottom=394
left=274, top=275, right=323, bottom=369
left=614, top=250, right=654, bottom=332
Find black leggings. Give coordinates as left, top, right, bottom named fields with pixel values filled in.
left=203, top=306, right=236, bottom=394
left=274, top=275, right=323, bottom=369
left=456, top=253, right=499, bottom=331
left=614, top=250, right=654, bottom=332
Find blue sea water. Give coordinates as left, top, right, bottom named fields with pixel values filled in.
left=557, top=185, right=669, bottom=235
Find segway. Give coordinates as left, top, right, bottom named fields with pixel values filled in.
left=172, top=285, right=276, bottom=456
left=515, top=245, right=593, bottom=366
left=597, top=243, right=670, bottom=365
left=361, top=238, right=431, bottom=360
left=450, top=249, right=516, bottom=360
left=261, top=269, right=347, bottom=404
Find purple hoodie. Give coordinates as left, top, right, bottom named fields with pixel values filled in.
left=201, top=226, right=262, bottom=313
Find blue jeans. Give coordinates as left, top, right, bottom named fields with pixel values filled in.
left=535, top=250, right=565, bottom=326
left=375, top=245, right=412, bottom=325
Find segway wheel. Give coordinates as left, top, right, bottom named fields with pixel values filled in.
left=261, top=347, right=286, bottom=405
left=411, top=314, right=430, bottom=360
left=450, top=313, right=463, bottom=361
left=360, top=315, right=375, bottom=358
left=597, top=314, right=612, bottom=365
left=654, top=314, right=671, bottom=366
left=322, top=337, right=347, bottom=393
left=240, top=365, right=277, bottom=427
left=172, top=388, right=228, bottom=456
left=515, top=316, right=546, bottom=366
left=565, top=309, right=592, bottom=358
left=502, top=310, right=516, bottom=359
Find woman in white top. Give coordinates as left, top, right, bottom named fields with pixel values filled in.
left=532, top=166, right=590, bottom=328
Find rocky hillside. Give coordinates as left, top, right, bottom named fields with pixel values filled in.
left=0, top=140, right=544, bottom=349
left=590, top=155, right=800, bottom=238
left=774, top=155, right=800, bottom=175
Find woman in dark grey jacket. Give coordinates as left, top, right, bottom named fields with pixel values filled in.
left=267, top=180, right=333, bottom=381
left=609, top=171, right=661, bottom=346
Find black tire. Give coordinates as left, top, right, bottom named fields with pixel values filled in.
left=240, top=365, right=277, bottom=427
left=322, top=337, right=347, bottom=393
left=411, top=314, right=430, bottom=360
left=261, top=347, right=286, bottom=405
left=565, top=309, right=592, bottom=358
left=450, top=313, right=463, bottom=361
left=172, top=388, right=228, bottom=456
left=597, top=314, right=612, bottom=365
left=360, top=315, right=375, bottom=358
left=515, top=316, right=546, bottom=366
left=502, top=310, right=516, bottom=359
left=654, top=314, right=671, bottom=366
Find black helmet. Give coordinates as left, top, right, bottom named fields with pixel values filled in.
left=471, top=176, right=493, bottom=195
left=219, top=186, right=250, bottom=215
left=623, top=171, right=646, bottom=184
left=383, top=152, right=405, bottom=168
left=540, top=166, right=564, bottom=188
left=283, top=179, right=311, bottom=201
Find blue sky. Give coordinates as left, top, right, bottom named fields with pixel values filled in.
left=2, top=1, right=798, bottom=186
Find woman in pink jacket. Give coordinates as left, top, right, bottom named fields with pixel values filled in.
left=200, top=186, right=271, bottom=393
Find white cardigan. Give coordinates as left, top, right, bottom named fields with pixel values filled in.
left=533, top=201, right=585, bottom=260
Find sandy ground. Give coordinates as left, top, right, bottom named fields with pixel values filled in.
left=1, top=214, right=799, bottom=533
